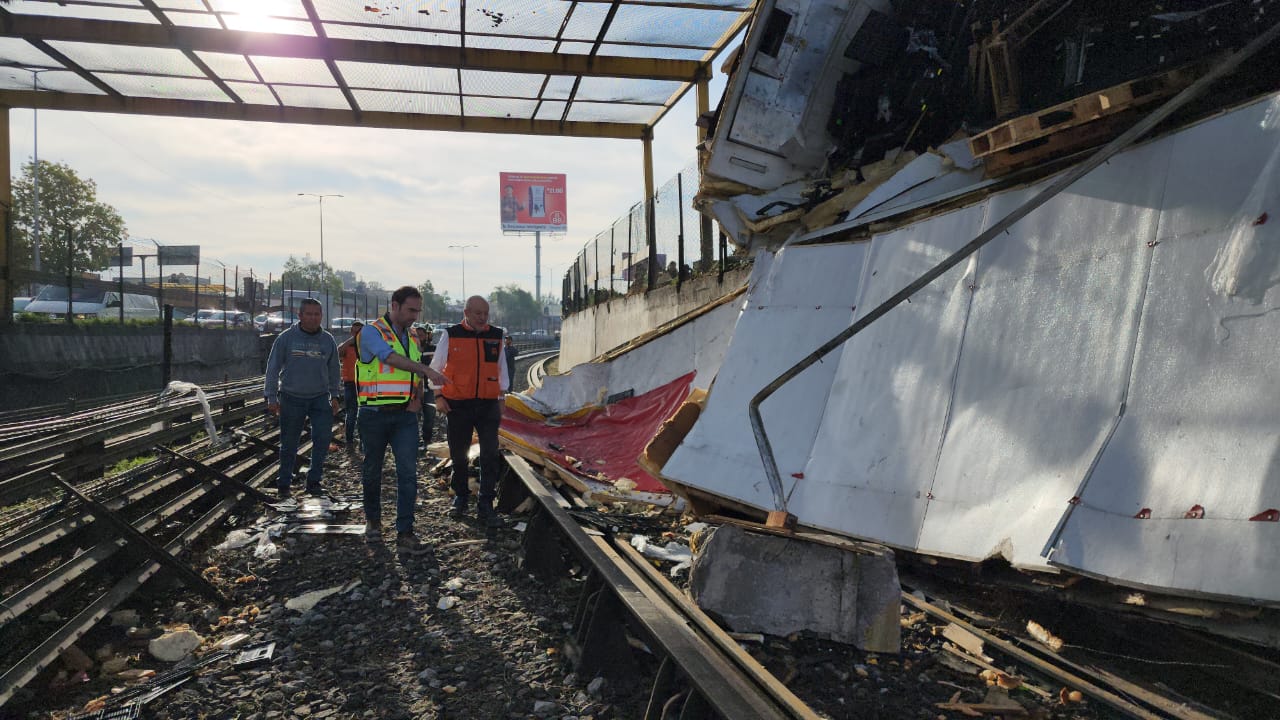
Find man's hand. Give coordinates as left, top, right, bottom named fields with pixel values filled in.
left=331, top=398, right=341, bottom=416
left=435, top=396, right=450, bottom=414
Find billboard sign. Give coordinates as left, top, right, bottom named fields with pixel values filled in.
left=499, top=172, right=566, bottom=233
left=105, top=246, right=133, bottom=268
left=158, top=244, right=200, bottom=266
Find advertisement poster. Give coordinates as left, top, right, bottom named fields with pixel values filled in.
left=499, top=172, right=567, bottom=233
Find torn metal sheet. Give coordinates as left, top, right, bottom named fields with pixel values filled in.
left=664, top=245, right=867, bottom=510
left=798, top=204, right=984, bottom=550
left=233, top=642, right=275, bottom=669
left=286, top=524, right=367, bottom=535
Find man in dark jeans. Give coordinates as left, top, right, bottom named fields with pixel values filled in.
left=411, top=324, right=437, bottom=450
left=503, top=335, right=519, bottom=389
left=263, top=299, right=341, bottom=498
left=336, top=320, right=364, bottom=452
left=430, top=296, right=510, bottom=528
left=356, top=287, right=449, bottom=553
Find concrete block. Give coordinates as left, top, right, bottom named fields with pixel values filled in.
left=689, top=524, right=901, bottom=652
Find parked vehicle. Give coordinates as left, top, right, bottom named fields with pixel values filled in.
left=253, top=313, right=267, bottom=331
left=264, top=311, right=298, bottom=332
left=12, top=296, right=31, bottom=320
left=331, top=317, right=359, bottom=331
left=183, top=309, right=218, bottom=326
left=23, top=286, right=159, bottom=321
left=197, top=310, right=250, bottom=328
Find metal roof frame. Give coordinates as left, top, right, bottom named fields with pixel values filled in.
left=0, top=1, right=753, bottom=138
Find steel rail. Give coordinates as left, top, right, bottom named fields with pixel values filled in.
left=0, top=428, right=290, bottom=707
left=522, top=350, right=560, bottom=391
left=747, top=18, right=1280, bottom=514
left=505, top=453, right=809, bottom=719
left=0, top=392, right=265, bottom=508
left=0, top=463, right=269, bottom=706
left=0, top=377, right=264, bottom=443
left=0, top=442, right=275, bottom=627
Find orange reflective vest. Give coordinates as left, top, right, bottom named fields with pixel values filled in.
left=440, top=323, right=505, bottom=401
left=355, top=316, right=421, bottom=406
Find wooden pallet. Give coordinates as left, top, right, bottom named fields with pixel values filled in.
left=980, top=108, right=1139, bottom=177
left=968, top=62, right=1206, bottom=159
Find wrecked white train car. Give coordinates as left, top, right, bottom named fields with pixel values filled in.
left=513, top=0, right=1280, bottom=638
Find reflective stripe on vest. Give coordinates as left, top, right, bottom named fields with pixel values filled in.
left=355, top=317, right=421, bottom=406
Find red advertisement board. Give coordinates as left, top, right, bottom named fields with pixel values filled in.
left=499, top=172, right=567, bottom=233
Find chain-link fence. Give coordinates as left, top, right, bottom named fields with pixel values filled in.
left=8, top=233, right=394, bottom=330
left=561, top=160, right=731, bottom=316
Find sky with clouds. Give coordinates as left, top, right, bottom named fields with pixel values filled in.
left=7, top=64, right=730, bottom=306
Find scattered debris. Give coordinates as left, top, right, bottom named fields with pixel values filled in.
left=629, top=534, right=692, bottom=563
left=148, top=627, right=203, bottom=662
left=284, top=583, right=350, bottom=613
left=438, top=596, right=460, bottom=610
left=1026, top=620, right=1065, bottom=652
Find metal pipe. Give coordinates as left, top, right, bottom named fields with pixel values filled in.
left=748, top=19, right=1280, bottom=514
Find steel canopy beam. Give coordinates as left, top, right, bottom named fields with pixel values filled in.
left=0, top=89, right=647, bottom=139
left=0, top=13, right=704, bottom=82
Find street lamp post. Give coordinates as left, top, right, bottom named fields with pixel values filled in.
left=298, top=193, right=342, bottom=325
left=28, top=68, right=51, bottom=273
left=448, top=244, right=479, bottom=307
left=213, top=260, right=228, bottom=328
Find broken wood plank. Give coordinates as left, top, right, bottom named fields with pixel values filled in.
left=940, top=644, right=1053, bottom=700
left=943, top=623, right=991, bottom=661
left=903, top=593, right=1165, bottom=720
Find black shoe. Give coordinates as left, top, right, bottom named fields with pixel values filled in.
left=448, top=506, right=465, bottom=519
left=306, top=485, right=326, bottom=497
left=275, top=487, right=292, bottom=501
left=395, top=531, right=431, bottom=555
left=477, top=513, right=503, bottom=529
left=364, top=522, right=382, bottom=542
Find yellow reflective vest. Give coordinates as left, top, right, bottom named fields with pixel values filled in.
left=355, top=316, right=422, bottom=406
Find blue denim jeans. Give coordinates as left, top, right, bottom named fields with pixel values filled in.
left=278, top=392, right=333, bottom=492
left=359, top=406, right=420, bottom=532
left=343, top=381, right=358, bottom=444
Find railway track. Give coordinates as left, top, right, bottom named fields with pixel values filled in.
left=0, top=380, right=316, bottom=708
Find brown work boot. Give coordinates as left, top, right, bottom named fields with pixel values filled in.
left=395, top=531, right=431, bottom=555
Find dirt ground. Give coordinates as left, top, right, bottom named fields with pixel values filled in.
left=18, top=438, right=1120, bottom=720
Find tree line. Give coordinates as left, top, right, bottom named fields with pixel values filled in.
left=9, top=160, right=547, bottom=328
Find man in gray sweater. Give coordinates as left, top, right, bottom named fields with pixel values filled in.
left=264, top=298, right=341, bottom=497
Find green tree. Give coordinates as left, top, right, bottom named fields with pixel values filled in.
left=417, top=279, right=450, bottom=321
left=489, top=284, right=541, bottom=330
left=280, top=255, right=341, bottom=298
left=11, top=160, right=128, bottom=274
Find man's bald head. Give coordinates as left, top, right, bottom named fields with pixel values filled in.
left=463, top=295, right=490, bottom=329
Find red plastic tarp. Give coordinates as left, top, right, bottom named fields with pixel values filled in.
left=501, top=372, right=694, bottom=494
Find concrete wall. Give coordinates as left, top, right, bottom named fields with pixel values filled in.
left=559, top=267, right=752, bottom=368
left=0, top=324, right=263, bottom=412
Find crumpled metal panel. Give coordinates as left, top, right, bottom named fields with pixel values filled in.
left=663, top=245, right=866, bottom=509
left=1049, top=99, right=1280, bottom=601
left=524, top=298, right=740, bottom=416
left=796, top=205, right=981, bottom=548
left=673, top=92, right=1280, bottom=603
left=919, top=138, right=1167, bottom=569
left=1052, top=227, right=1280, bottom=601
